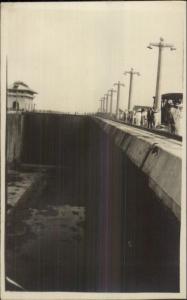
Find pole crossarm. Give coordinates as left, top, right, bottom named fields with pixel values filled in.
left=114, top=82, right=125, bottom=87
left=148, top=37, right=176, bottom=50
left=150, top=42, right=174, bottom=48
left=124, top=67, right=140, bottom=76
left=109, top=89, right=116, bottom=92
left=108, top=88, right=116, bottom=95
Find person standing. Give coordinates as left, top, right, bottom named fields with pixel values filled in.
left=168, top=107, right=176, bottom=134
left=150, top=108, right=155, bottom=128
left=147, top=108, right=152, bottom=128
left=133, top=110, right=136, bottom=124
left=136, top=109, right=141, bottom=126
left=141, top=108, right=146, bottom=126
left=148, top=108, right=155, bottom=128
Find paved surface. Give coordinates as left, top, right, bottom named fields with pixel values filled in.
left=100, top=118, right=182, bottom=159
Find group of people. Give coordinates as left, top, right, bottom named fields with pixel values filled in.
left=123, top=106, right=176, bottom=133
left=124, top=108, right=156, bottom=128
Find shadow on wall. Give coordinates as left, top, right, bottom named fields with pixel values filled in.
left=21, top=113, right=88, bottom=166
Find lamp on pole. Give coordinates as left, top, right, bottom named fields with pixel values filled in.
left=124, top=68, right=140, bottom=111
left=108, top=88, right=116, bottom=117
left=114, top=81, right=125, bottom=119
left=147, top=37, right=176, bottom=125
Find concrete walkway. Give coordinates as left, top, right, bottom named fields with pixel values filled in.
left=100, top=118, right=182, bottom=159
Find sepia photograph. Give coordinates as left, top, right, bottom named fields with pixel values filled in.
left=0, top=1, right=186, bottom=299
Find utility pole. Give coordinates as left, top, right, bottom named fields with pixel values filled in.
left=101, top=97, right=105, bottom=113
left=114, top=81, right=125, bottom=119
left=147, top=37, right=176, bottom=125
left=99, top=98, right=103, bottom=113
left=102, top=95, right=106, bottom=113
left=108, top=88, right=116, bottom=116
left=100, top=97, right=105, bottom=113
left=102, top=96, right=105, bottom=113
left=105, top=93, right=109, bottom=113
left=124, top=68, right=140, bottom=111
left=101, top=97, right=104, bottom=113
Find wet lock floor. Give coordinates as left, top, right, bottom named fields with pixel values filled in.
left=6, top=170, right=87, bottom=291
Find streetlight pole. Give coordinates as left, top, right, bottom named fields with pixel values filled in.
left=114, top=81, right=125, bottom=119
left=147, top=37, right=176, bottom=125
left=124, top=68, right=140, bottom=111
left=99, top=98, right=103, bottom=113
left=108, top=88, right=116, bottom=116
left=102, top=95, right=105, bottom=113
left=105, top=93, right=109, bottom=113
left=101, top=97, right=105, bottom=113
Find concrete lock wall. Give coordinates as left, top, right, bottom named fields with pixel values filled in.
left=6, top=112, right=181, bottom=292
left=6, top=113, right=24, bottom=165
left=21, top=112, right=88, bottom=166
left=85, top=117, right=180, bottom=292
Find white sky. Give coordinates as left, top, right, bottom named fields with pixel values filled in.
left=1, top=1, right=185, bottom=113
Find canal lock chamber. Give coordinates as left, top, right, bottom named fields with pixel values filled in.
left=6, top=112, right=180, bottom=292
